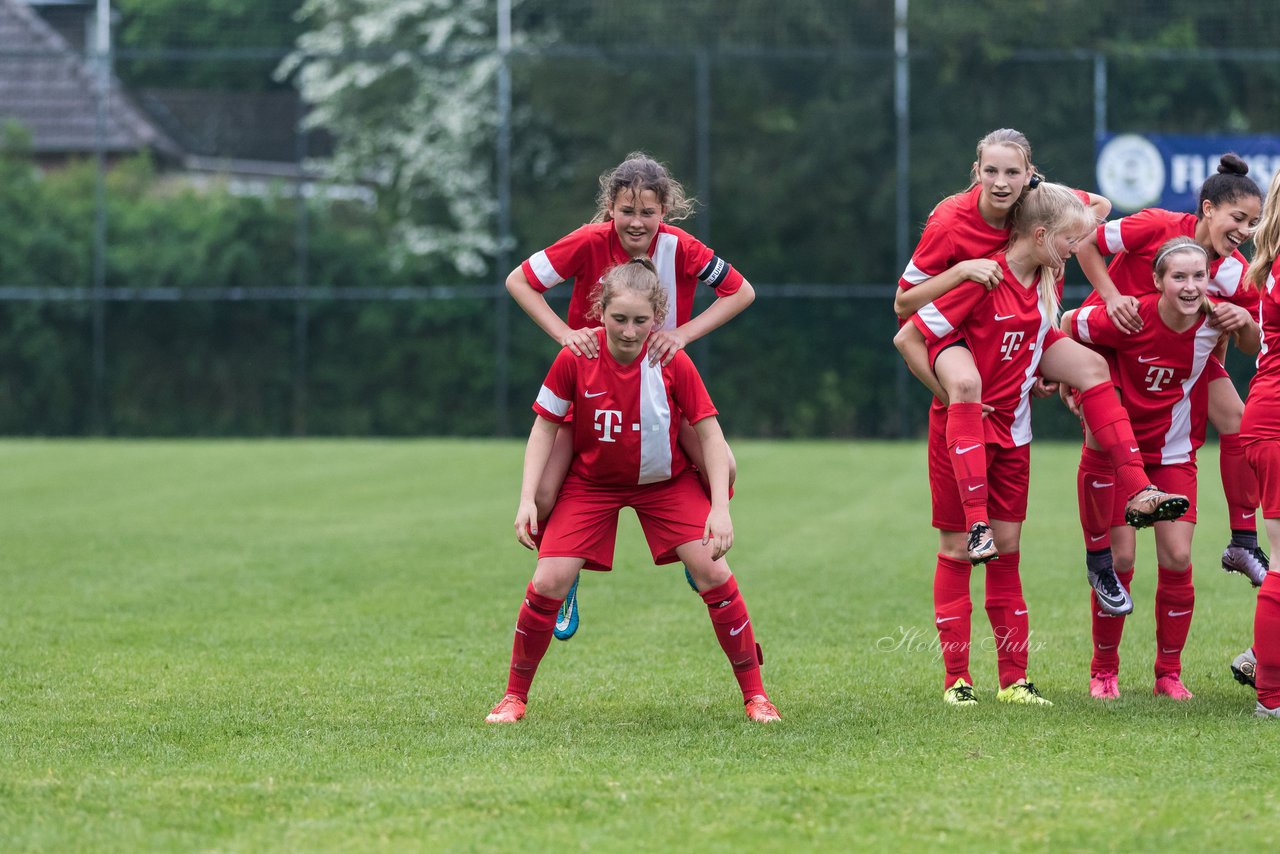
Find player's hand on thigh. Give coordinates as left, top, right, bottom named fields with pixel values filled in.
left=703, top=505, right=734, bottom=560
left=515, top=499, right=539, bottom=550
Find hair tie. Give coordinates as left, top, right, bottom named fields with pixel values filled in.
left=1028, top=174, right=1043, bottom=189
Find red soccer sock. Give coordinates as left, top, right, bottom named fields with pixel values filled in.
left=503, top=582, right=563, bottom=702
left=1090, top=567, right=1133, bottom=675
left=700, top=575, right=766, bottom=701
left=984, top=552, right=1029, bottom=689
left=947, top=402, right=989, bottom=529
left=1154, top=565, right=1195, bottom=679
left=1255, top=571, right=1280, bottom=709
left=1219, top=433, right=1260, bottom=532
left=933, top=554, right=973, bottom=688
left=1078, top=446, right=1115, bottom=552
left=1076, top=383, right=1150, bottom=498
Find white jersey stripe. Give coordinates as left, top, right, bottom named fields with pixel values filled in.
left=1010, top=301, right=1052, bottom=447
left=1102, top=219, right=1125, bottom=254
left=1212, top=255, right=1244, bottom=299
left=901, top=260, right=930, bottom=286
left=916, top=302, right=954, bottom=339
left=1160, top=324, right=1220, bottom=465
left=637, top=359, right=673, bottom=483
left=528, top=250, right=564, bottom=288
left=1074, top=305, right=1097, bottom=344
left=651, top=233, right=680, bottom=331
left=535, top=384, right=570, bottom=418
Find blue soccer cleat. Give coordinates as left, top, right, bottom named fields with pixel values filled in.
left=554, top=573, right=580, bottom=641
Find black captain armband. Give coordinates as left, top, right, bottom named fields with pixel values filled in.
left=697, top=255, right=730, bottom=288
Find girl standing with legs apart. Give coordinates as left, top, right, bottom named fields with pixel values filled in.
left=895, top=128, right=1110, bottom=565
left=1073, top=155, right=1265, bottom=623
left=487, top=259, right=778, bottom=724
left=507, top=153, right=755, bottom=641
left=1237, top=169, right=1280, bottom=719
left=1063, top=238, right=1259, bottom=700
left=895, top=184, right=1189, bottom=708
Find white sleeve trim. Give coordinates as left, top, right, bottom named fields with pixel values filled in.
left=535, top=385, right=570, bottom=418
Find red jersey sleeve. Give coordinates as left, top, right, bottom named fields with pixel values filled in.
left=520, top=224, right=595, bottom=294
left=1068, top=304, right=1124, bottom=350
left=910, top=281, right=986, bottom=345
left=1096, top=208, right=1171, bottom=257
left=666, top=351, right=718, bottom=425
left=678, top=231, right=744, bottom=298
left=899, top=216, right=958, bottom=291
left=532, top=349, right=577, bottom=422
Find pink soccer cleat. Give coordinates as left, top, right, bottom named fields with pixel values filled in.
left=745, top=695, right=781, bottom=723
left=1154, top=674, right=1194, bottom=700
left=1089, top=672, right=1120, bottom=700
left=485, top=693, right=527, bottom=723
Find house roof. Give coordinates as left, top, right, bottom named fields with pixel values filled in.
left=0, top=0, right=180, bottom=158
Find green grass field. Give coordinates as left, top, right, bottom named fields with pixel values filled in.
left=1, top=439, right=1276, bottom=852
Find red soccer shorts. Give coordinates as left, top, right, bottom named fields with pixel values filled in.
left=1246, top=439, right=1280, bottom=519
left=538, top=469, right=711, bottom=571
left=1146, top=460, right=1199, bottom=524
left=928, top=406, right=1030, bottom=531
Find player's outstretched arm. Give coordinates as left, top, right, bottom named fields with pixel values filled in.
left=515, top=416, right=559, bottom=549
left=506, top=267, right=600, bottom=358
left=651, top=281, right=756, bottom=367
left=693, top=415, right=733, bottom=560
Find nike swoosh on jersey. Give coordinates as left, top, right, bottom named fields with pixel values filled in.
left=584, top=390, right=607, bottom=398
left=1138, top=356, right=1160, bottom=364
left=995, top=313, right=1016, bottom=321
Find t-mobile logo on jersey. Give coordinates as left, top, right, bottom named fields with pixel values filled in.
left=999, top=330, right=1026, bottom=361
left=594, top=409, right=624, bottom=442
left=1145, top=365, right=1176, bottom=392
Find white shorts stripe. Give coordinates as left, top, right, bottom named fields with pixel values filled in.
left=1075, top=305, right=1097, bottom=344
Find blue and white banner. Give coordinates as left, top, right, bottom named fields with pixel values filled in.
left=1095, top=133, right=1280, bottom=213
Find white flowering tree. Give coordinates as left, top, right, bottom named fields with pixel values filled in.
left=279, top=0, right=512, bottom=277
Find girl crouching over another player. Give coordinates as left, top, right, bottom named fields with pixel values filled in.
left=486, top=258, right=778, bottom=724
left=894, top=183, right=1189, bottom=708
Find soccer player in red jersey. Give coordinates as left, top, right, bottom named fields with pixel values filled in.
left=1235, top=169, right=1280, bottom=719
left=894, top=183, right=1189, bottom=708
left=485, top=258, right=779, bottom=724
left=895, top=129, right=1110, bottom=565
left=1073, top=155, right=1266, bottom=612
left=506, top=153, right=755, bottom=641
left=1063, top=237, right=1260, bottom=700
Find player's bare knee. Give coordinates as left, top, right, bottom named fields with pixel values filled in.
left=942, top=372, right=982, bottom=403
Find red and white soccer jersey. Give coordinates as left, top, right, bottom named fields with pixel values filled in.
left=1242, top=260, right=1280, bottom=444
left=899, top=186, right=1093, bottom=291
left=520, top=221, right=744, bottom=332
left=1090, top=208, right=1259, bottom=314
left=531, top=329, right=718, bottom=485
left=911, top=253, right=1064, bottom=447
left=1071, top=295, right=1220, bottom=465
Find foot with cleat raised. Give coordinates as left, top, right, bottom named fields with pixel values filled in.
left=1124, top=485, right=1190, bottom=529
left=1222, top=544, right=1269, bottom=587
left=553, top=573, right=580, bottom=641
left=485, top=693, right=527, bottom=723
left=1231, top=647, right=1257, bottom=688
left=1087, top=551, right=1133, bottom=616
left=1153, top=673, right=1193, bottom=700
left=997, top=681, right=1053, bottom=706
left=967, top=522, right=998, bottom=565
left=943, top=678, right=978, bottom=706
left=745, top=695, right=781, bottom=722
